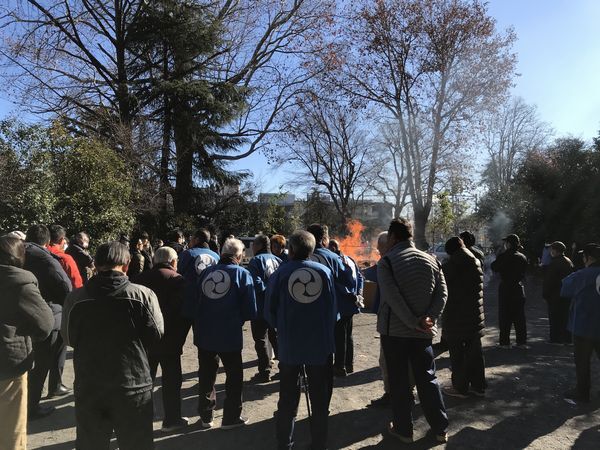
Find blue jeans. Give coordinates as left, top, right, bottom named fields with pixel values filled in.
left=381, top=335, right=448, bottom=437
left=276, top=356, right=333, bottom=450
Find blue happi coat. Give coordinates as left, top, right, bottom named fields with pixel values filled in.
left=183, top=263, right=257, bottom=352
left=177, top=247, right=220, bottom=301
left=561, top=264, right=600, bottom=340
left=247, top=252, right=282, bottom=315
left=311, top=246, right=357, bottom=316
left=265, top=259, right=337, bottom=365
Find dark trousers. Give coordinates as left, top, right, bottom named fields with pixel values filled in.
left=547, top=297, right=572, bottom=343
left=381, top=335, right=448, bottom=437
left=197, top=348, right=243, bottom=422
left=150, top=353, right=183, bottom=425
left=574, top=335, right=600, bottom=399
left=334, top=315, right=354, bottom=371
left=498, top=297, right=527, bottom=345
left=251, top=318, right=278, bottom=373
left=446, top=336, right=486, bottom=394
left=75, top=389, right=153, bottom=450
left=276, top=356, right=333, bottom=450
left=28, top=329, right=66, bottom=408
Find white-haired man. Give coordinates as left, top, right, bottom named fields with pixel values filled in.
left=183, top=238, right=257, bottom=429
left=134, top=246, right=189, bottom=431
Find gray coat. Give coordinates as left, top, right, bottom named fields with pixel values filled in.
left=377, top=241, right=447, bottom=339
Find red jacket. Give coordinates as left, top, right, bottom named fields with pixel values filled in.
left=48, top=244, right=83, bottom=289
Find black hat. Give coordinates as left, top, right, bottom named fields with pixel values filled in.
left=582, top=243, right=600, bottom=259
left=550, top=241, right=566, bottom=253
left=502, top=234, right=520, bottom=247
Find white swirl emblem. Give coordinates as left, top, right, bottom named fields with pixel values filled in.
left=264, top=258, right=280, bottom=279
left=310, top=253, right=328, bottom=267
left=202, top=270, right=231, bottom=300
left=288, top=268, right=323, bottom=304
left=195, top=253, right=217, bottom=275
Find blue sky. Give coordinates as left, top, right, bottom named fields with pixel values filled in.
left=2, top=0, right=599, bottom=193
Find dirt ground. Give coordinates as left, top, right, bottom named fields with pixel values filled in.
left=29, top=273, right=600, bottom=449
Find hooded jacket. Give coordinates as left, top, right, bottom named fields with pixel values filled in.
left=0, top=265, right=54, bottom=380
left=61, top=271, right=164, bottom=395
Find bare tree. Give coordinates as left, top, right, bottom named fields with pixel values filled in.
left=275, top=94, right=374, bottom=228
left=371, top=123, right=411, bottom=216
left=0, top=0, right=333, bottom=214
left=482, top=96, right=551, bottom=192
left=322, top=0, right=517, bottom=248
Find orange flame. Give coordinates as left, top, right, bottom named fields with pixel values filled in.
left=333, top=219, right=380, bottom=267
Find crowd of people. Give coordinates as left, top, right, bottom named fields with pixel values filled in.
left=1, top=219, right=599, bottom=450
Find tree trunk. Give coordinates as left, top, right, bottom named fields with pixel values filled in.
left=172, top=105, right=194, bottom=215
left=413, top=205, right=430, bottom=250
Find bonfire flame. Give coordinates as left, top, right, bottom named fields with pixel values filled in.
left=333, top=219, right=380, bottom=267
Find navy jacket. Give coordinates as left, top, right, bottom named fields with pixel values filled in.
left=561, top=264, right=600, bottom=340
left=265, top=259, right=337, bottom=365
left=248, top=252, right=282, bottom=315
left=183, top=263, right=257, bottom=352
left=311, top=246, right=355, bottom=315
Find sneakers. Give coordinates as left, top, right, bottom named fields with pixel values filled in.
left=345, top=366, right=354, bottom=374
left=161, top=417, right=189, bottom=432
left=442, top=386, right=469, bottom=399
left=367, top=393, right=390, bottom=408
left=198, top=414, right=214, bottom=429
left=221, top=416, right=249, bottom=430
left=387, top=422, right=413, bottom=443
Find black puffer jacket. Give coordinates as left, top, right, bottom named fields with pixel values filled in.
left=442, top=248, right=485, bottom=340
left=0, top=265, right=54, bottom=380
left=133, top=263, right=190, bottom=355
left=24, top=243, right=72, bottom=330
left=491, top=249, right=528, bottom=301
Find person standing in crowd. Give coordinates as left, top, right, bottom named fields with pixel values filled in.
left=178, top=229, right=220, bottom=286
left=208, top=233, right=220, bottom=254
left=166, top=229, right=186, bottom=255
left=441, top=237, right=486, bottom=398
left=328, top=239, right=364, bottom=376
left=65, top=232, right=95, bottom=283
left=561, top=243, right=600, bottom=404
left=248, top=235, right=282, bottom=383
left=306, top=224, right=354, bottom=378
left=0, top=236, right=54, bottom=450
left=134, top=247, right=190, bottom=432
left=265, top=230, right=337, bottom=450
left=570, top=242, right=585, bottom=271
left=183, top=238, right=256, bottom=429
left=24, top=225, right=72, bottom=419
left=140, top=231, right=154, bottom=262
left=48, top=225, right=83, bottom=289
left=271, top=234, right=289, bottom=263
left=491, top=234, right=529, bottom=349
left=127, top=235, right=148, bottom=278
left=364, top=232, right=393, bottom=408
left=377, top=218, right=449, bottom=444
left=540, top=241, right=553, bottom=275
left=61, top=241, right=163, bottom=450
left=459, top=231, right=485, bottom=268
left=543, top=241, right=574, bottom=344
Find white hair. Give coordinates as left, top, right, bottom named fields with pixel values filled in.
left=154, top=246, right=178, bottom=265
left=221, top=238, right=245, bottom=258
